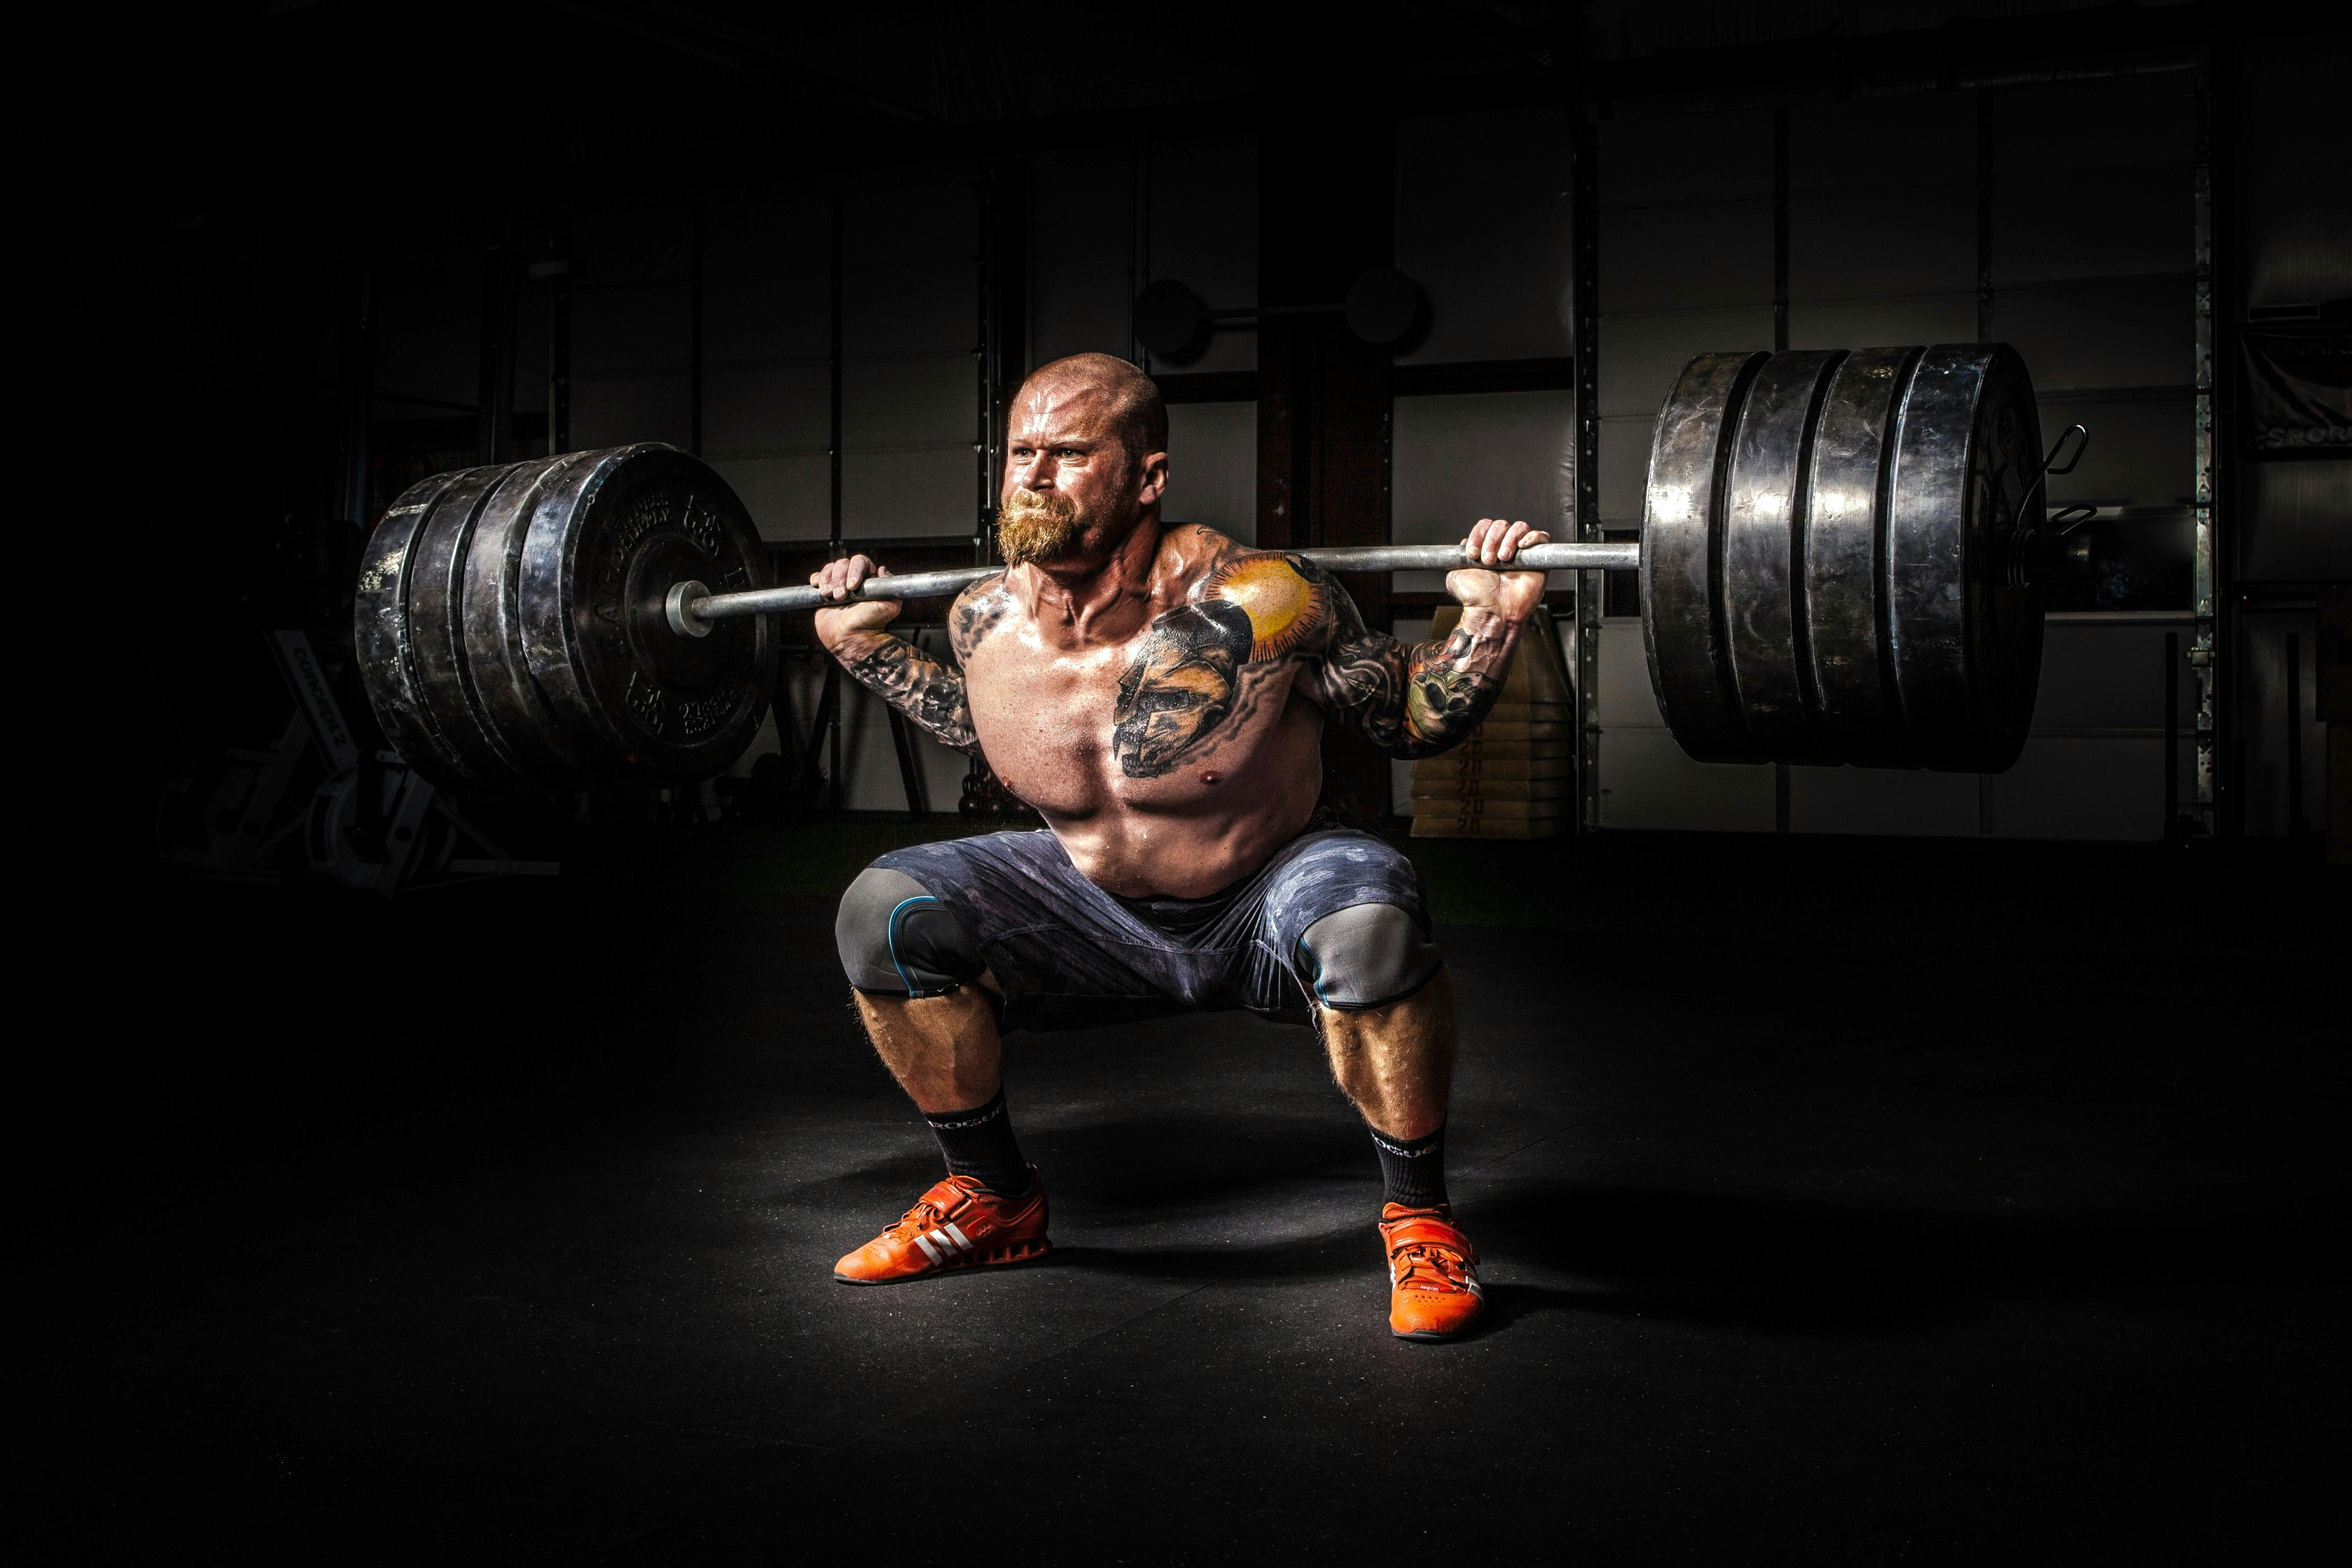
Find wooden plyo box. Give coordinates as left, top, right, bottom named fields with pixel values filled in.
left=1410, top=608, right=1574, bottom=841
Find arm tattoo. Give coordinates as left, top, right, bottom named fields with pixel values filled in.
left=827, top=576, right=1007, bottom=757
left=833, top=634, right=980, bottom=753
left=1308, top=561, right=1525, bottom=759
left=1111, top=548, right=1326, bottom=777
left=948, top=574, right=1012, bottom=664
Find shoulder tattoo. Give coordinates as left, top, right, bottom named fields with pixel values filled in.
left=1111, top=552, right=1331, bottom=777
left=949, top=573, right=1014, bottom=663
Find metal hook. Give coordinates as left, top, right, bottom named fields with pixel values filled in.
left=2049, top=504, right=2099, bottom=538
left=2014, top=422, right=2090, bottom=526
left=2042, top=423, right=2089, bottom=477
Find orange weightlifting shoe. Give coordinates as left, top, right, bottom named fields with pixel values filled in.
left=1379, top=1203, right=1483, bottom=1341
left=833, top=1171, right=1051, bottom=1285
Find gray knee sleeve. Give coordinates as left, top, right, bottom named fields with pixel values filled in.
left=1298, top=903, right=1441, bottom=1010
left=836, top=867, right=985, bottom=998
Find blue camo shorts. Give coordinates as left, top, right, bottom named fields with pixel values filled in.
left=865, top=826, right=1432, bottom=1033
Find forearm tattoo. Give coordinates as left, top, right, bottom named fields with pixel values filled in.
left=826, top=577, right=1011, bottom=755
left=831, top=634, right=980, bottom=755
left=1315, top=574, right=1524, bottom=759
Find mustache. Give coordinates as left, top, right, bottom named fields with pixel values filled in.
left=1000, top=487, right=1076, bottom=522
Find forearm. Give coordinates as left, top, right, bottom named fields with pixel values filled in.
left=1400, top=607, right=1526, bottom=752
left=1327, top=609, right=1527, bottom=760
left=825, top=629, right=981, bottom=753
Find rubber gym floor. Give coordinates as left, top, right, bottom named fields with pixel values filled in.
left=72, top=824, right=2345, bottom=1563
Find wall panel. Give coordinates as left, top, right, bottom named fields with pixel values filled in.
left=1995, top=279, right=2192, bottom=389
left=1165, top=400, right=1257, bottom=541
left=1599, top=201, right=1775, bottom=313
left=371, top=237, right=482, bottom=410
left=1786, top=293, right=1976, bottom=353
left=1788, top=94, right=1973, bottom=191
left=844, top=263, right=974, bottom=354
left=841, top=356, right=974, bottom=449
left=705, top=454, right=829, bottom=541
left=571, top=284, right=691, bottom=377
left=1596, top=306, right=1777, bottom=418
left=842, top=448, right=971, bottom=538
left=1993, top=167, right=2189, bottom=285
left=1599, top=111, right=1772, bottom=208
left=701, top=363, right=827, bottom=457
left=2038, top=392, right=2192, bottom=508
left=1787, top=765, right=1980, bottom=837
left=1393, top=391, right=1573, bottom=592
left=1030, top=148, right=1135, bottom=365
left=571, top=372, right=691, bottom=453
left=1789, top=185, right=1976, bottom=299
left=1148, top=136, right=1257, bottom=375
left=2241, top=463, right=2352, bottom=583
left=1593, top=616, right=1773, bottom=831
left=1987, top=739, right=2164, bottom=839
left=1396, top=107, right=1577, bottom=365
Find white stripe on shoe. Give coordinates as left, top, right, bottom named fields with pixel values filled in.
left=913, top=1233, right=944, bottom=1266
left=944, top=1223, right=974, bottom=1252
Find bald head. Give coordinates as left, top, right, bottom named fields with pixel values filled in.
left=1016, top=353, right=1167, bottom=460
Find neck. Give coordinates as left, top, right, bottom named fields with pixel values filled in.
left=1018, top=512, right=1164, bottom=645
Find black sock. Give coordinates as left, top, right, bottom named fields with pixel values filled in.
left=1370, top=1122, right=1448, bottom=1210
left=924, top=1091, right=1032, bottom=1198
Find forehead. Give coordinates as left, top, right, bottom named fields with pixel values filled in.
left=1010, top=378, right=1122, bottom=443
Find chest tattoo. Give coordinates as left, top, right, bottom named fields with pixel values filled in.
left=1112, top=553, right=1329, bottom=777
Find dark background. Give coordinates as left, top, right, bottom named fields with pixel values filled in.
left=51, top=3, right=2350, bottom=1561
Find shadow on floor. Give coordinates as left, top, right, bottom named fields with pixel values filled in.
left=1471, top=1180, right=2314, bottom=1338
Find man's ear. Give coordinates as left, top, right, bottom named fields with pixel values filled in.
left=1137, top=451, right=1170, bottom=509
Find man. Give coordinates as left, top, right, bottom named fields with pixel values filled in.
left=811, top=352, right=1549, bottom=1341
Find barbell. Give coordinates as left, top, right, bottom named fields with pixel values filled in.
left=354, top=341, right=2081, bottom=796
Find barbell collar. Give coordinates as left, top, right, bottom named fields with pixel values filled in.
left=674, top=541, right=1640, bottom=633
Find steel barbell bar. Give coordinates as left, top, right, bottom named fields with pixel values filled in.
left=663, top=541, right=1642, bottom=638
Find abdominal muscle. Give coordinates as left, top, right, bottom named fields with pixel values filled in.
left=973, top=677, right=1328, bottom=900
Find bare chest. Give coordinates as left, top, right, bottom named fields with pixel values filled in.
left=962, top=555, right=1332, bottom=816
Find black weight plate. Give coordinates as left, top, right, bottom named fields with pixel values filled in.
left=353, top=466, right=474, bottom=790
left=459, top=452, right=606, bottom=790
left=516, top=445, right=775, bottom=783
left=1803, top=346, right=1922, bottom=768
left=1885, top=344, right=2044, bottom=772
left=1722, top=349, right=1845, bottom=765
left=395, top=462, right=567, bottom=793
left=1640, top=351, right=1769, bottom=765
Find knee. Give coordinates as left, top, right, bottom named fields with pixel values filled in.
left=835, top=866, right=984, bottom=998
left=1298, top=903, right=1440, bottom=1010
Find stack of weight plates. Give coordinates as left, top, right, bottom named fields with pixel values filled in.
left=354, top=445, right=776, bottom=795
left=1410, top=610, right=1576, bottom=839
left=1638, top=344, right=2047, bottom=773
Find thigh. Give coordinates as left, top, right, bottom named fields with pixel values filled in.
left=871, top=831, right=1191, bottom=1033
left=1242, top=830, right=1433, bottom=1016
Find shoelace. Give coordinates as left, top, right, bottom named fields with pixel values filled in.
left=1390, top=1240, right=1475, bottom=1293
left=886, top=1194, right=959, bottom=1241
